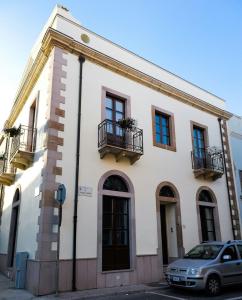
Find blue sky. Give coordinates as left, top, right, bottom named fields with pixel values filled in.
left=0, top=0, right=242, bottom=127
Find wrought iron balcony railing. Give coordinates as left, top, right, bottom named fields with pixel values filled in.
left=191, top=147, right=224, bottom=180
left=9, top=125, right=36, bottom=160
left=98, top=119, right=143, bottom=164
left=9, top=125, right=37, bottom=170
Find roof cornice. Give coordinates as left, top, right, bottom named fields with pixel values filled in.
left=5, top=28, right=232, bottom=127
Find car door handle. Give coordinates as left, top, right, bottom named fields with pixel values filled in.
left=236, top=262, right=240, bottom=266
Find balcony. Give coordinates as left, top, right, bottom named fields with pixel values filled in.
left=9, top=125, right=36, bottom=170
left=191, top=147, right=224, bottom=180
left=0, top=158, right=15, bottom=186
left=98, top=119, right=143, bottom=165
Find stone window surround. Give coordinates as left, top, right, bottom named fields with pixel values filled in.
left=101, top=86, right=131, bottom=121
left=156, top=181, right=184, bottom=266
left=151, top=106, right=176, bottom=152
left=196, top=186, right=222, bottom=242
left=97, top=170, right=136, bottom=273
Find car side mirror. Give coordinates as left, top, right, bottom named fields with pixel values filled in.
left=222, top=254, right=232, bottom=262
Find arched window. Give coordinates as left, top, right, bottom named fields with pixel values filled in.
left=103, top=175, right=128, bottom=192
left=199, top=190, right=213, bottom=203
left=197, top=188, right=220, bottom=242
left=159, top=186, right=175, bottom=198
left=156, top=182, right=184, bottom=265
left=99, top=172, right=134, bottom=272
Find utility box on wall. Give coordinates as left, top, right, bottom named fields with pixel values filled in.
left=15, top=252, right=28, bottom=289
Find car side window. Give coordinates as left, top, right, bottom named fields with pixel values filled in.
left=222, top=245, right=238, bottom=261
left=237, top=245, right=242, bottom=259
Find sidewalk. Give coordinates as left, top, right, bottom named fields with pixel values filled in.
left=0, top=273, right=167, bottom=300
left=0, top=273, right=36, bottom=300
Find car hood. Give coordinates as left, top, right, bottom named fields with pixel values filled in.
left=168, top=258, right=213, bottom=269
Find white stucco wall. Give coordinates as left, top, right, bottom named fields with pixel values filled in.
left=229, top=116, right=242, bottom=227
left=58, top=54, right=232, bottom=260
left=19, top=6, right=226, bottom=114
left=0, top=54, right=53, bottom=259
left=52, top=13, right=226, bottom=110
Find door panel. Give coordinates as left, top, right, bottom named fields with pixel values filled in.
left=160, top=204, right=168, bottom=265
left=102, top=196, right=130, bottom=271
left=218, top=246, right=242, bottom=285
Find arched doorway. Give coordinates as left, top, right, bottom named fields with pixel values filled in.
left=156, top=182, right=184, bottom=266
left=7, top=188, right=21, bottom=268
left=97, top=170, right=135, bottom=272
left=196, top=187, right=221, bottom=242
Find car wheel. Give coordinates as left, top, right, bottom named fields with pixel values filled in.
left=206, top=275, right=221, bottom=296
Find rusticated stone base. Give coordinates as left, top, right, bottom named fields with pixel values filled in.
left=25, top=255, right=161, bottom=296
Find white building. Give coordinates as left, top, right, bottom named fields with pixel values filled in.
left=0, top=5, right=240, bottom=295
left=229, top=115, right=242, bottom=228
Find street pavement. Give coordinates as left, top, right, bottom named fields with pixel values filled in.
left=1, top=273, right=242, bottom=300
left=95, top=285, right=242, bottom=300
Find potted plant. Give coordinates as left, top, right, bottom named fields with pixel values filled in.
left=3, top=126, right=21, bottom=137
left=117, top=118, right=136, bottom=131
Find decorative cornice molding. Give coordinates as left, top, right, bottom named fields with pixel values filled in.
left=5, top=28, right=232, bottom=127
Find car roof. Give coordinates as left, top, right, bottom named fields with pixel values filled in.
left=200, top=242, right=225, bottom=246
left=200, top=240, right=242, bottom=246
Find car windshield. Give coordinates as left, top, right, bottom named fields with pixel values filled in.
left=184, top=244, right=223, bottom=259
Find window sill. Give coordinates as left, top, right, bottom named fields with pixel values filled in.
left=153, top=142, right=176, bottom=152
left=101, top=268, right=134, bottom=274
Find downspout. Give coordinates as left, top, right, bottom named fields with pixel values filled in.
left=218, top=118, right=235, bottom=239
left=72, top=55, right=85, bottom=291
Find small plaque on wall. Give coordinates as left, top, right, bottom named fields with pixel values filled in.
left=79, top=186, right=93, bottom=197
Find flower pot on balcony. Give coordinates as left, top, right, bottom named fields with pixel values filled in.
left=3, top=127, right=21, bottom=137
left=117, top=118, right=136, bottom=131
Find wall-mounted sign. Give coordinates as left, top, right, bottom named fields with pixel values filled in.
left=79, top=186, right=93, bottom=197
left=55, top=184, right=67, bottom=205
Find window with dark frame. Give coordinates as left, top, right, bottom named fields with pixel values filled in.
left=7, top=189, right=20, bottom=268
left=155, top=112, right=171, bottom=146
left=102, top=196, right=130, bottom=271
left=152, top=106, right=176, bottom=151
left=199, top=190, right=216, bottom=242
left=159, top=186, right=175, bottom=198
left=102, top=175, right=130, bottom=271
left=193, top=126, right=205, bottom=159
left=199, top=206, right=216, bottom=242
left=105, top=94, right=125, bottom=136
left=199, top=190, right=213, bottom=203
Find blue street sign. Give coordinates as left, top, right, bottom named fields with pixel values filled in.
left=56, top=184, right=66, bottom=205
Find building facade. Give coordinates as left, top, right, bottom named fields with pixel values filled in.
left=0, top=5, right=240, bottom=295
left=229, top=115, right=242, bottom=228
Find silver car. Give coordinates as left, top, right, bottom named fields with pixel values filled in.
left=165, top=240, right=242, bottom=296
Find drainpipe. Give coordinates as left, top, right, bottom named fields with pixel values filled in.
left=72, top=55, right=85, bottom=291
left=218, top=118, right=235, bottom=239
